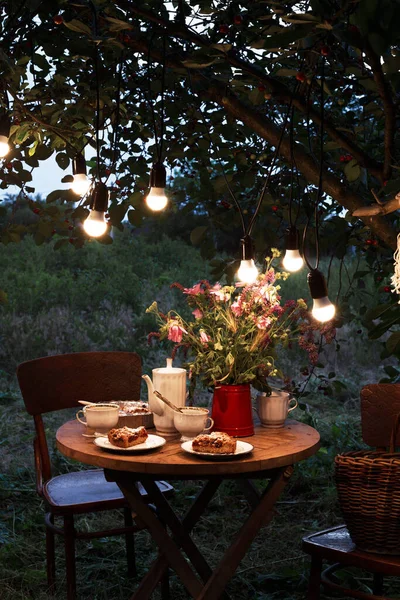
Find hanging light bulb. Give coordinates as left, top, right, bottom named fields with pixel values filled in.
left=308, top=269, right=335, bottom=322
left=83, top=181, right=109, bottom=237
left=0, top=114, right=10, bottom=158
left=71, top=153, right=90, bottom=196
left=237, top=235, right=259, bottom=284
left=282, top=226, right=304, bottom=272
left=145, top=162, right=168, bottom=211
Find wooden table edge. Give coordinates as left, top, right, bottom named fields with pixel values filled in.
left=56, top=420, right=320, bottom=477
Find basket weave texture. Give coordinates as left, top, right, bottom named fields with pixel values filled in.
left=335, top=415, right=400, bottom=554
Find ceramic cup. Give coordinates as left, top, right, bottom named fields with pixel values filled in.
left=255, top=391, right=298, bottom=428
left=76, top=403, right=120, bottom=435
left=173, top=407, right=214, bottom=441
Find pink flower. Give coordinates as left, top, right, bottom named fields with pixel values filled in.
left=199, top=330, right=210, bottom=345
left=231, top=301, right=243, bottom=316
left=192, top=308, right=203, bottom=319
left=210, top=283, right=230, bottom=301
left=184, top=283, right=204, bottom=295
left=256, top=316, right=271, bottom=330
left=167, top=320, right=188, bottom=343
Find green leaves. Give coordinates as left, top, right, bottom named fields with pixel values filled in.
left=190, top=226, right=208, bottom=246
left=344, top=159, right=361, bottom=183
left=63, top=20, right=92, bottom=36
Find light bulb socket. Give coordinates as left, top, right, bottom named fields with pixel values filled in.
left=240, top=235, right=254, bottom=261
left=0, top=113, right=10, bottom=138
left=307, top=269, right=329, bottom=300
left=72, top=153, right=86, bottom=176
left=90, top=182, right=109, bottom=212
left=285, top=226, right=300, bottom=251
left=149, top=162, right=166, bottom=188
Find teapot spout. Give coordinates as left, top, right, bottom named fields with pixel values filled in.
left=142, top=374, right=164, bottom=416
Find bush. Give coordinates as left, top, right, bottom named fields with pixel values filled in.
left=0, top=231, right=209, bottom=374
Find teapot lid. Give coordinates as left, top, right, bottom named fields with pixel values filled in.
left=154, top=357, right=185, bottom=373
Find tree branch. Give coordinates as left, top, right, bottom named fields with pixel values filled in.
left=128, top=34, right=397, bottom=250
left=364, top=43, right=395, bottom=181
left=116, top=1, right=384, bottom=181
left=353, top=193, right=400, bottom=217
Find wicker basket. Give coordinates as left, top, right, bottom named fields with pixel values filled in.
left=335, top=414, right=400, bottom=554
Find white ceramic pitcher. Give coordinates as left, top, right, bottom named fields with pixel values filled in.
left=142, top=358, right=186, bottom=437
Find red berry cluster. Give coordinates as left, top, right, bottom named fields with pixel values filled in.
left=271, top=205, right=278, bottom=212
left=366, top=239, right=378, bottom=246
left=384, top=286, right=391, bottom=293
left=320, top=45, right=330, bottom=56
left=340, top=154, right=353, bottom=162
left=296, top=72, right=306, bottom=83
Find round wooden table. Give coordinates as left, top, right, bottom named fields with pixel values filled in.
left=57, top=419, right=320, bottom=600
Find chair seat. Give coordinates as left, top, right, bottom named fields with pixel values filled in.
left=44, top=469, right=173, bottom=514
left=303, top=525, right=400, bottom=575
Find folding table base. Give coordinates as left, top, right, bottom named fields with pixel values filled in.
left=105, top=466, right=293, bottom=600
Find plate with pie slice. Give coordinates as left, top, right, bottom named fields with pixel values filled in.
left=94, top=434, right=166, bottom=453
left=181, top=440, right=253, bottom=460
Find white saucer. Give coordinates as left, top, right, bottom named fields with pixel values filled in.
left=181, top=440, right=253, bottom=460
left=94, top=434, right=166, bottom=452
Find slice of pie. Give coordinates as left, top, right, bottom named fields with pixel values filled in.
left=107, top=426, right=148, bottom=448
left=192, top=431, right=236, bottom=454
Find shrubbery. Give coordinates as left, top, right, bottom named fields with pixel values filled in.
left=0, top=231, right=209, bottom=374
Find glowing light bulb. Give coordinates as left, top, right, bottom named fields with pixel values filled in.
left=237, top=259, right=259, bottom=284
left=282, top=249, right=304, bottom=272
left=308, top=269, right=335, bottom=323
left=71, top=173, right=90, bottom=196
left=0, top=135, right=10, bottom=158
left=145, top=187, right=168, bottom=211
left=312, top=297, right=336, bottom=322
left=83, top=210, right=108, bottom=238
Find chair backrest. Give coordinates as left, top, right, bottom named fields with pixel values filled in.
left=17, top=352, right=142, bottom=491
left=361, top=384, right=400, bottom=448
left=17, top=351, right=142, bottom=415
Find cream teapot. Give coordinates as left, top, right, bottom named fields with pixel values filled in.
left=142, top=358, right=186, bottom=437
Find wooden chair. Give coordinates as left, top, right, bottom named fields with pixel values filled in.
left=303, top=384, right=400, bottom=600
left=17, top=351, right=173, bottom=600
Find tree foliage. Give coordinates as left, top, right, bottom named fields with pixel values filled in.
left=1, top=0, right=400, bottom=354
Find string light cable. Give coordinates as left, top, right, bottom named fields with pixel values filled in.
left=303, top=56, right=335, bottom=323
left=282, top=106, right=304, bottom=272
left=82, top=0, right=109, bottom=237
left=145, top=31, right=168, bottom=212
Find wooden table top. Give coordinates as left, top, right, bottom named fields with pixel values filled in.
left=56, top=420, right=320, bottom=477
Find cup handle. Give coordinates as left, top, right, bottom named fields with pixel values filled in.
left=76, top=409, right=87, bottom=426
left=204, top=417, right=214, bottom=432
left=288, top=397, right=298, bottom=412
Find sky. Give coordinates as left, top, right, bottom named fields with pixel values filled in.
left=3, top=154, right=71, bottom=200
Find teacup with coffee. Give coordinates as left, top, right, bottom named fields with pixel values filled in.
left=76, top=403, right=119, bottom=436
left=174, top=407, right=214, bottom=441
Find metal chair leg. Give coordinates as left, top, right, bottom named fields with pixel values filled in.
left=45, top=513, right=56, bottom=594
left=308, top=556, right=322, bottom=600
left=63, top=515, right=77, bottom=600
left=124, top=506, right=137, bottom=578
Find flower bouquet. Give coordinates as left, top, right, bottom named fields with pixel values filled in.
left=147, top=250, right=334, bottom=395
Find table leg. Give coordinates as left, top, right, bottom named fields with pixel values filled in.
left=118, top=479, right=204, bottom=598
left=110, top=466, right=293, bottom=600
left=141, top=479, right=232, bottom=599
left=122, top=478, right=224, bottom=600
left=197, top=465, right=294, bottom=600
